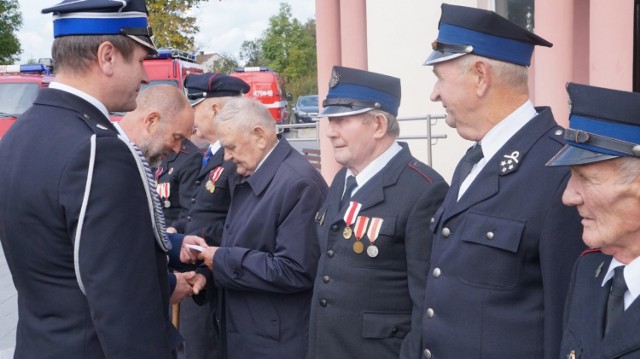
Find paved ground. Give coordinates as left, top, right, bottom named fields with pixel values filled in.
left=0, top=246, right=17, bottom=357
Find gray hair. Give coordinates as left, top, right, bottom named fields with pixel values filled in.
left=215, top=97, right=275, bottom=133
left=51, top=35, right=138, bottom=75
left=365, top=109, right=400, bottom=138
left=459, top=54, right=529, bottom=91
left=616, top=156, right=640, bottom=184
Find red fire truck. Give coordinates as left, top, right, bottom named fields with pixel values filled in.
left=0, top=63, right=54, bottom=140
left=143, top=48, right=203, bottom=91
left=230, top=67, right=291, bottom=124
left=109, top=48, right=203, bottom=121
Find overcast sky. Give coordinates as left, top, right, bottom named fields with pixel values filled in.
left=16, top=0, right=316, bottom=64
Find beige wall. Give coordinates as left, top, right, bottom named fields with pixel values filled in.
left=366, top=0, right=478, bottom=182
left=316, top=0, right=636, bottom=183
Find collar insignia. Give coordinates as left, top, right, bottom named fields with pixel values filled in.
left=499, top=150, right=521, bottom=176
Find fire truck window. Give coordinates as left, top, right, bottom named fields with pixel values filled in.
left=0, top=83, right=39, bottom=116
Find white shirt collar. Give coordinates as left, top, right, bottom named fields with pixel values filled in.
left=602, top=256, right=640, bottom=310
left=112, top=122, right=130, bottom=142
left=49, top=82, right=110, bottom=120
left=210, top=141, right=221, bottom=156
left=345, top=141, right=402, bottom=196
left=458, top=101, right=537, bottom=200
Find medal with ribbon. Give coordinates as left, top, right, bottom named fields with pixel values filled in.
left=366, top=217, right=383, bottom=258
left=206, top=166, right=224, bottom=193
left=156, top=182, right=171, bottom=208
left=342, top=201, right=362, bottom=239
left=352, top=216, right=369, bottom=254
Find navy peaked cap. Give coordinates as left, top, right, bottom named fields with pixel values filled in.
left=184, top=73, right=250, bottom=106
left=320, top=66, right=401, bottom=117
left=424, top=3, right=552, bottom=66
left=547, top=83, right=640, bottom=166
left=42, top=0, right=156, bottom=54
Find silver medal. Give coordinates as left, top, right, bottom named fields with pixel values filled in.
left=366, top=245, right=379, bottom=258
left=164, top=200, right=171, bottom=208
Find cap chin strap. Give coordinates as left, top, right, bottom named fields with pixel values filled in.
left=565, top=128, right=640, bottom=157
left=431, top=40, right=473, bottom=55
left=323, top=97, right=381, bottom=110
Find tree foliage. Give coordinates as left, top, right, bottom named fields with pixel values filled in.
left=0, top=0, right=22, bottom=65
left=239, top=3, right=317, bottom=102
left=147, top=0, right=206, bottom=51
left=207, top=52, right=239, bottom=74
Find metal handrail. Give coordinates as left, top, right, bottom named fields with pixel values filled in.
left=397, top=114, right=447, bottom=166
left=277, top=113, right=447, bottom=166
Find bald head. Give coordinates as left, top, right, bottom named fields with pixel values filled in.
left=120, top=85, right=194, bottom=166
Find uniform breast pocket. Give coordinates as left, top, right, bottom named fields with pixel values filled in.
left=457, top=212, right=525, bottom=288
left=358, top=216, right=397, bottom=268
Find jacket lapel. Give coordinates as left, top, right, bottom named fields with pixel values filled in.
left=335, top=146, right=410, bottom=219
left=198, top=147, right=224, bottom=178
left=600, top=278, right=640, bottom=357
left=442, top=108, right=557, bottom=222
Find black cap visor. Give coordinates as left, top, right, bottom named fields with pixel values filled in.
left=546, top=145, right=618, bottom=167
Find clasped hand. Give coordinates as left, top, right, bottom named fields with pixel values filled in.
left=181, top=235, right=218, bottom=271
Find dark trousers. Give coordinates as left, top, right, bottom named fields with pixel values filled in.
left=176, top=286, right=219, bottom=359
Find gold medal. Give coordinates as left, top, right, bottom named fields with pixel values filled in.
left=353, top=240, right=364, bottom=254
left=343, top=226, right=352, bottom=239
left=205, top=179, right=216, bottom=193
left=366, top=245, right=379, bottom=258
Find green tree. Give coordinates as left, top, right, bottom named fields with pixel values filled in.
left=0, top=0, right=22, bottom=64
left=239, top=39, right=265, bottom=67
left=147, top=0, right=208, bottom=51
left=240, top=3, right=317, bottom=103
left=208, top=52, right=239, bottom=74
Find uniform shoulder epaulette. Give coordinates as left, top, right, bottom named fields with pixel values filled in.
left=407, top=160, right=433, bottom=184
left=580, top=248, right=601, bottom=256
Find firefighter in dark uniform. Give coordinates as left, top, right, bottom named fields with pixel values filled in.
left=0, top=0, right=203, bottom=357
left=156, top=138, right=202, bottom=224
left=547, top=83, right=640, bottom=359
left=307, top=66, right=449, bottom=359
left=168, top=73, right=249, bottom=359
left=421, top=4, right=585, bottom=358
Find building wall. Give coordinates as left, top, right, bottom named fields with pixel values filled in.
left=316, top=0, right=635, bottom=183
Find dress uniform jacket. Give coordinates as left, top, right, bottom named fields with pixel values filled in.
left=212, top=138, right=328, bottom=359
left=422, top=107, right=585, bottom=359
left=171, top=146, right=234, bottom=246
left=308, top=144, right=449, bottom=359
left=156, top=139, right=202, bottom=224
left=0, top=88, right=179, bottom=358
left=560, top=251, right=640, bottom=359
left=173, top=147, right=234, bottom=359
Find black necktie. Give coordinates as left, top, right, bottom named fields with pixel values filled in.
left=457, top=144, right=484, bottom=182
left=339, top=175, right=358, bottom=210
left=605, top=265, right=627, bottom=336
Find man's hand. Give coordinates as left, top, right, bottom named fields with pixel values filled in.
left=197, top=246, right=219, bottom=271
left=180, top=235, right=209, bottom=264
left=187, top=273, right=207, bottom=295
left=166, top=226, right=177, bottom=234
left=170, top=272, right=197, bottom=304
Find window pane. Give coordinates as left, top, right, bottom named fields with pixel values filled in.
left=495, top=0, right=535, bottom=32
